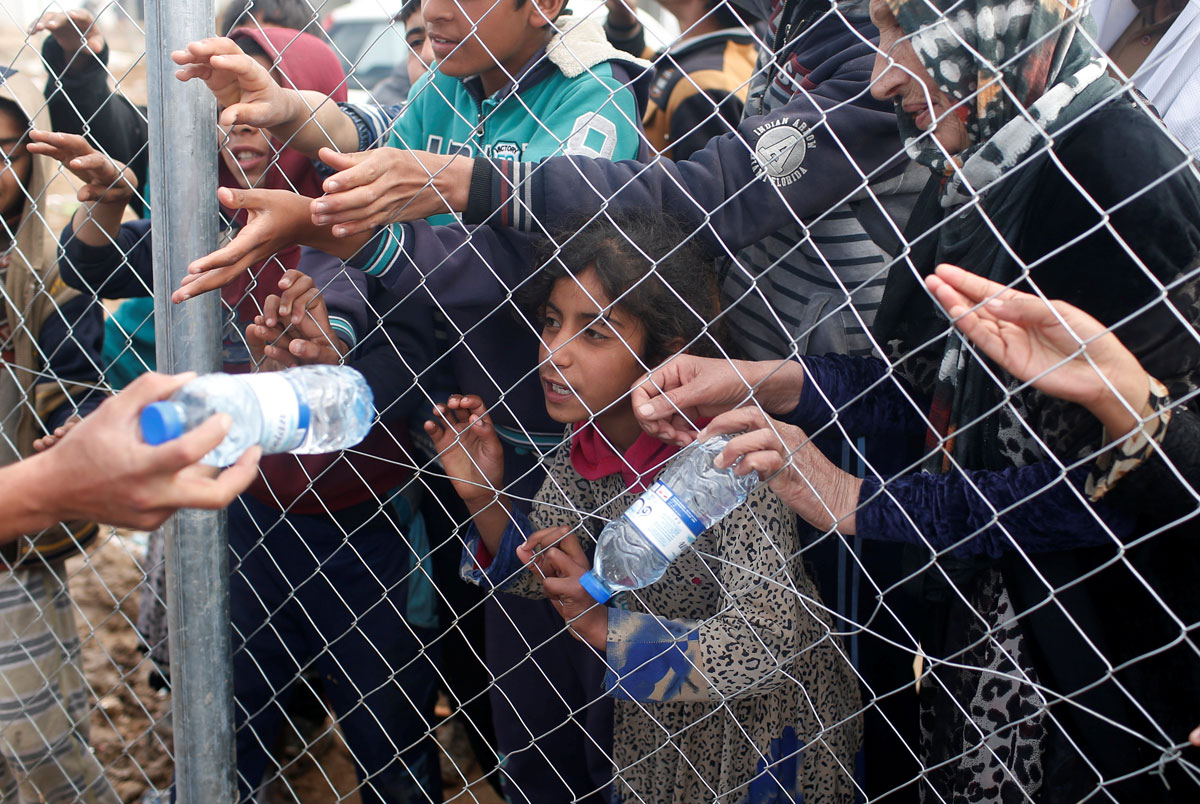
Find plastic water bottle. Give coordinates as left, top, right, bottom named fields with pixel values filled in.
left=140, top=365, right=374, bottom=466
left=578, top=435, right=759, bottom=604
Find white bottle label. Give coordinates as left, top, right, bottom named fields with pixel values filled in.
left=622, top=480, right=706, bottom=561
left=244, top=373, right=306, bottom=454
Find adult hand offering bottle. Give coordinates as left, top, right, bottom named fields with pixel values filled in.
left=140, top=365, right=373, bottom=466
left=578, top=435, right=758, bottom=604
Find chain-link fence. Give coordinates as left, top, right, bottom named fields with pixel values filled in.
left=2, top=0, right=1199, bottom=801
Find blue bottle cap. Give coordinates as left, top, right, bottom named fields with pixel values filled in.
left=578, top=570, right=612, bottom=604
left=141, top=401, right=184, bottom=445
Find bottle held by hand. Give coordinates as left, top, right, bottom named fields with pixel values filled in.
left=140, top=365, right=373, bottom=466
left=579, top=435, right=758, bottom=604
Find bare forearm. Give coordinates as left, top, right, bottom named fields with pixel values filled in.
left=71, top=200, right=125, bottom=246
left=465, top=495, right=513, bottom=559
left=435, top=156, right=473, bottom=215
left=0, top=452, right=70, bottom=541
left=270, top=90, right=359, bottom=158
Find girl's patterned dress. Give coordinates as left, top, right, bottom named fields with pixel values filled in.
left=462, top=438, right=863, bottom=803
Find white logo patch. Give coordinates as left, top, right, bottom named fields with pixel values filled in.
left=752, top=120, right=817, bottom=187
left=490, top=141, right=523, bottom=160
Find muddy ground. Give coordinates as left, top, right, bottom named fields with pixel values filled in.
left=69, top=531, right=504, bottom=804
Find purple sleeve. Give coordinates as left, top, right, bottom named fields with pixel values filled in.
left=348, top=280, right=437, bottom=424
left=295, top=247, right=370, bottom=349
left=38, top=293, right=105, bottom=429
left=347, top=220, right=540, bottom=309
left=786, top=354, right=927, bottom=441
left=59, top=218, right=154, bottom=299
left=465, top=30, right=904, bottom=256
left=856, top=464, right=1138, bottom=559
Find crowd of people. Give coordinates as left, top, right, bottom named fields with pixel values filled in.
left=2, top=0, right=1199, bottom=801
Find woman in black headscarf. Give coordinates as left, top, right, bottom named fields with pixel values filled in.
left=635, top=0, right=1200, bottom=799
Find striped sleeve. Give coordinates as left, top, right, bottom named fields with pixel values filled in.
left=326, top=315, right=357, bottom=349
left=339, top=101, right=402, bottom=150
left=346, top=224, right=408, bottom=278
left=464, top=158, right=542, bottom=232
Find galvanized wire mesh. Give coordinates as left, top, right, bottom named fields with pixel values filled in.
left=2, top=0, right=1199, bottom=802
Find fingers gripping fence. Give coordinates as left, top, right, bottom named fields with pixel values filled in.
left=2, top=0, right=1200, bottom=802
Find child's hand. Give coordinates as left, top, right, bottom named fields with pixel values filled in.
left=28, top=130, right=136, bottom=206
left=30, top=10, right=104, bottom=60
left=515, top=525, right=573, bottom=573
left=33, top=416, right=83, bottom=452
left=172, top=38, right=292, bottom=130
left=604, top=0, right=640, bottom=29
left=315, top=147, right=465, bottom=234
left=246, top=270, right=348, bottom=369
left=423, top=395, right=505, bottom=509
left=520, top=528, right=608, bottom=650
left=174, top=187, right=311, bottom=303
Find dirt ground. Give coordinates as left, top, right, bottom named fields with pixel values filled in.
left=68, top=531, right=505, bottom=804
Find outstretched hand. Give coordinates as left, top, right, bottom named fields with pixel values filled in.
left=314, top=147, right=468, bottom=234
left=37, top=372, right=260, bottom=531
left=28, top=130, right=136, bottom=205
left=172, top=37, right=291, bottom=130
left=423, top=394, right=506, bottom=509
left=604, top=0, right=641, bottom=28
left=30, top=10, right=105, bottom=59
left=926, top=263, right=1149, bottom=420
left=246, top=270, right=348, bottom=369
left=174, top=186, right=313, bottom=303
left=631, top=354, right=805, bottom=446
left=700, top=407, right=861, bottom=534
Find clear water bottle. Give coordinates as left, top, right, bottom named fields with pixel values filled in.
left=140, top=365, right=374, bottom=466
left=578, top=435, right=758, bottom=604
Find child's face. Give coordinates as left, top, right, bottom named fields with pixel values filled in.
left=405, top=11, right=434, bottom=87
left=217, top=54, right=276, bottom=189
left=0, top=109, right=31, bottom=222
left=538, top=268, right=648, bottom=451
left=422, top=0, right=553, bottom=96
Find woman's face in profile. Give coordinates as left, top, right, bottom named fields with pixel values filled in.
left=867, top=0, right=971, bottom=154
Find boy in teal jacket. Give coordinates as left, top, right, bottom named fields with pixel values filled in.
left=174, top=3, right=650, bottom=801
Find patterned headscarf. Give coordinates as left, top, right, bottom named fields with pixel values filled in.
left=884, top=0, right=1117, bottom=206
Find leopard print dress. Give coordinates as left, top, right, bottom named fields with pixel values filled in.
left=490, top=442, right=863, bottom=804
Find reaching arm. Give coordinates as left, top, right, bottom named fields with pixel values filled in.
left=59, top=217, right=155, bottom=299
left=458, top=27, right=901, bottom=252
left=0, top=372, right=260, bottom=541
left=28, top=130, right=137, bottom=247
left=704, top=407, right=1139, bottom=555
left=171, top=37, right=358, bottom=157
left=345, top=219, right=540, bottom=307
left=423, top=395, right=511, bottom=556
left=36, top=292, right=105, bottom=431
left=38, top=10, right=150, bottom=216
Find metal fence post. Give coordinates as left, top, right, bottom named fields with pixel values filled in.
left=145, top=0, right=233, bottom=801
